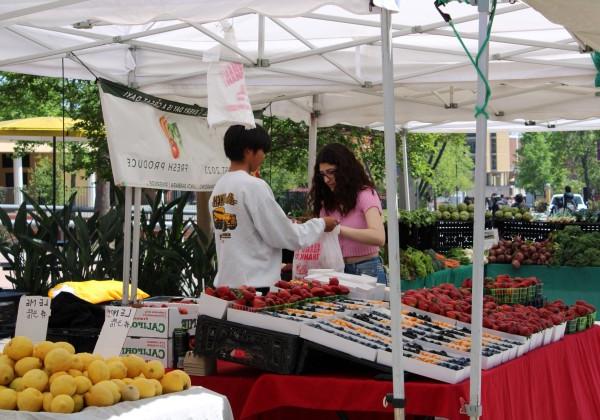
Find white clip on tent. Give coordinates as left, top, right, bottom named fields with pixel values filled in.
left=1, top=1, right=599, bottom=419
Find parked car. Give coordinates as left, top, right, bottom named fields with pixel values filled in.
left=549, top=193, right=587, bottom=214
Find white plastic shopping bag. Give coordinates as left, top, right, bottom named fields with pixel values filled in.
left=318, top=225, right=344, bottom=272
left=292, top=226, right=344, bottom=279
left=205, top=21, right=255, bottom=129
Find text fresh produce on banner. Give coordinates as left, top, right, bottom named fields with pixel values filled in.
left=99, top=79, right=229, bottom=191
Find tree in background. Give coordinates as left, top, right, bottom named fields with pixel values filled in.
left=549, top=131, right=600, bottom=194
left=427, top=134, right=474, bottom=198
left=515, top=132, right=566, bottom=196
left=0, top=72, right=111, bottom=213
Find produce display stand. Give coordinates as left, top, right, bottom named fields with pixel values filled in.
left=485, top=264, right=600, bottom=309
left=0, top=387, right=234, bottom=420
left=191, top=326, right=600, bottom=420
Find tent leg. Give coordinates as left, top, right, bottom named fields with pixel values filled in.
left=468, top=1, right=491, bottom=420
left=380, top=8, right=405, bottom=420
left=122, top=186, right=133, bottom=305
left=130, top=187, right=142, bottom=304
left=307, top=94, right=319, bottom=185
left=401, top=128, right=411, bottom=211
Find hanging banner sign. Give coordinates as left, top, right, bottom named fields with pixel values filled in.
left=99, top=78, right=229, bottom=191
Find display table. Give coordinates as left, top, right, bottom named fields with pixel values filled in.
left=0, top=387, right=233, bottom=420
left=486, top=264, right=600, bottom=308
left=402, top=265, right=473, bottom=291
left=192, top=327, right=600, bottom=420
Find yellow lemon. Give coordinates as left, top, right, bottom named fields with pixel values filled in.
left=122, top=355, right=146, bottom=378
left=74, top=375, right=92, bottom=394
left=108, top=361, right=128, bottom=379
left=9, top=377, right=25, bottom=392
left=172, top=369, right=191, bottom=389
left=100, top=380, right=121, bottom=403
left=87, top=360, right=110, bottom=384
left=149, top=378, right=162, bottom=396
left=42, top=391, right=53, bottom=411
left=44, top=348, right=72, bottom=373
left=54, top=342, right=76, bottom=355
left=76, top=353, right=97, bottom=370
left=0, top=388, right=17, bottom=410
left=50, top=394, right=75, bottom=413
left=72, top=393, right=84, bottom=412
left=160, top=371, right=184, bottom=393
left=132, top=377, right=155, bottom=398
left=0, top=364, right=14, bottom=386
left=4, top=336, right=33, bottom=361
left=32, top=341, right=56, bottom=361
left=84, top=382, right=114, bottom=407
left=142, top=360, right=165, bottom=380
left=21, top=369, right=48, bottom=392
left=120, top=384, right=140, bottom=401
left=16, top=387, right=43, bottom=412
left=68, top=369, right=83, bottom=377
left=70, top=354, right=84, bottom=372
left=49, top=371, right=67, bottom=384
left=14, top=356, right=42, bottom=377
left=0, top=354, right=15, bottom=368
left=50, top=374, right=76, bottom=396
left=111, top=378, right=126, bottom=391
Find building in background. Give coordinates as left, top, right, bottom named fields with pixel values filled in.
left=466, top=132, right=524, bottom=200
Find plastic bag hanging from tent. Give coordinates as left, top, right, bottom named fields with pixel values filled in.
left=206, top=21, right=255, bottom=128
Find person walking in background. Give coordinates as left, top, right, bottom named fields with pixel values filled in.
left=563, top=185, right=577, bottom=212
left=308, top=143, right=387, bottom=284
left=512, top=193, right=525, bottom=209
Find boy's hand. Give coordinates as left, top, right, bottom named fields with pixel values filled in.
left=322, top=217, right=339, bottom=232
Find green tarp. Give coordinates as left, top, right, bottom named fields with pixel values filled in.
left=401, top=265, right=473, bottom=290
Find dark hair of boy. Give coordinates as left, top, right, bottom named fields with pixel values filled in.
left=224, top=124, right=272, bottom=161
left=565, top=185, right=572, bottom=193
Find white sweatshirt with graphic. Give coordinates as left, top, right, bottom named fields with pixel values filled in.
left=209, top=170, right=325, bottom=288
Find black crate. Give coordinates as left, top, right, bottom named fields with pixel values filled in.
left=194, top=315, right=300, bottom=374
left=496, top=220, right=557, bottom=241
left=433, top=221, right=474, bottom=251
left=399, top=223, right=435, bottom=250
left=295, top=340, right=391, bottom=375
left=0, top=290, right=26, bottom=326
left=46, top=328, right=101, bottom=353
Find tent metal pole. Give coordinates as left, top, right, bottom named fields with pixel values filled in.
left=264, top=66, right=357, bottom=86
left=130, top=187, right=142, bottom=304
left=258, top=14, right=265, bottom=63
left=380, top=8, right=405, bottom=420
left=270, top=17, right=363, bottom=85
left=308, top=95, right=319, bottom=185
left=188, top=22, right=255, bottom=64
left=401, top=128, right=411, bottom=211
left=122, top=186, right=133, bottom=305
left=0, top=0, right=87, bottom=23
left=467, top=0, right=490, bottom=419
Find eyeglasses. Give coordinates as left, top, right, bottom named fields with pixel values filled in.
left=319, top=168, right=337, bottom=179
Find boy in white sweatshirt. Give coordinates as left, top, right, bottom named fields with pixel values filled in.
left=209, top=124, right=338, bottom=289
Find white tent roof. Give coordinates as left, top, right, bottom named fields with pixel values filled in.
left=0, top=0, right=598, bottom=126
left=404, top=118, right=600, bottom=133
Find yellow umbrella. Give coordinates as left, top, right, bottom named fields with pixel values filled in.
left=0, top=117, right=85, bottom=137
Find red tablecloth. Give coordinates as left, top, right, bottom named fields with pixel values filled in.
left=192, top=326, right=600, bottom=420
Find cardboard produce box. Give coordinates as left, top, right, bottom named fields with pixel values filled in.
left=128, top=304, right=199, bottom=339
left=121, top=336, right=173, bottom=368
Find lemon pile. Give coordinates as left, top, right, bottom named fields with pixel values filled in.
left=0, top=336, right=191, bottom=413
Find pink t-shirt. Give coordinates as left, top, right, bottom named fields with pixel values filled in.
left=320, top=188, right=383, bottom=258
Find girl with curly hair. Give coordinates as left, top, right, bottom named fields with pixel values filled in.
left=308, top=143, right=387, bottom=284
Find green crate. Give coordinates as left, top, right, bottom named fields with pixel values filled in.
left=488, top=286, right=530, bottom=305
left=566, top=318, right=578, bottom=334
left=577, top=316, right=588, bottom=332
left=587, top=311, right=597, bottom=328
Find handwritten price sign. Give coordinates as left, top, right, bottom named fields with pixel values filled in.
left=15, top=296, right=51, bottom=342
left=94, top=306, right=136, bottom=357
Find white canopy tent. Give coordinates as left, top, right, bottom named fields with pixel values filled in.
left=1, top=1, right=599, bottom=420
